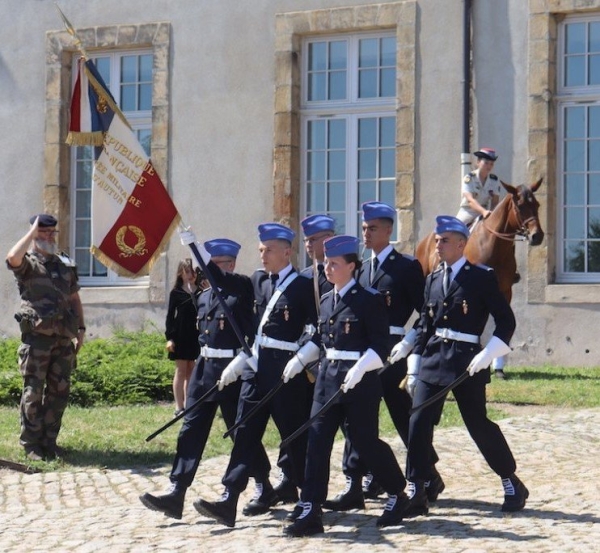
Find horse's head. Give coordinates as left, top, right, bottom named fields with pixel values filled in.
left=501, top=178, right=545, bottom=246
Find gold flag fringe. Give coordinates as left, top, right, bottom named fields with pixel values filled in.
left=66, top=131, right=104, bottom=147
left=90, top=213, right=182, bottom=279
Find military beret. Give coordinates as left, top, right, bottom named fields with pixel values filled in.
left=258, top=223, right=295, bottom=244
left=323, top=235, right=359, bottom=257
left=30, top=213, right=57, bottom=227
left=435, top=215, right=469, bottom=238
left=204, top=238, right=241, bottom=258
left=301, top=214, right=335, bottom=237
left=362, top=201, right=396, bottom=223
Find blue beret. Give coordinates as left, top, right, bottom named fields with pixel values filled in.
left=301, top=214, right=335, bottom=237
left=258, top=223, right=295, bottom=243
left=30, top=213, right=57, bottom=227
left=435, top=215, right=469, bottom=238
left=362, top=201, right=396, bottom=222
left=204, top=238, right=241, bottom=258
left=323, top=235, right=359, bottom=257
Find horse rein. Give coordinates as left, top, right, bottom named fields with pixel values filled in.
left=481, top=191, right=539, bottom=242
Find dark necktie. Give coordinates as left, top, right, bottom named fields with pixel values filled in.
left=443, top=265, right=452, bottom=295
left=334, top=292, right=341, bottom=308
left=269, top=273, right=279, bottom=299
left=370, top=257, right=379, bottom=285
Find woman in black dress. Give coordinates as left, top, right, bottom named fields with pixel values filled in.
left=166, top=259, right=202, bottom=415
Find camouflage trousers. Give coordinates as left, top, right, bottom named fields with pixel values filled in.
left=17, top=334, right=76, bottom=449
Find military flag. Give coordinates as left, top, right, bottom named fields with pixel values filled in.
left=67, top=57, right=179, bottom=277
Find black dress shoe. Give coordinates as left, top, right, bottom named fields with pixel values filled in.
left=285, top=502, right=304, bottom=522
left=242, top=482, right=279, bottom=516
left=139, top=487, right=185, bottom=520
left=322, top=477, right=364, bottom=511
left=274, top=478, right=299, bottom=504
left=501, top=474, right=529, bottom=512
left=404, top=481, right=429, bottom=518
left=376, top=492, right=410, bottom=527
left=425, top=471, right=445, bottom=503
left=494, top=369, right=508, bottom=380
left=24, top=447, right=45, bottom=462
left=283, top=503, right=324, bottom=537
left=193, top=489, right=239, bottom=527
left=362, top=473, right=385, bottom=499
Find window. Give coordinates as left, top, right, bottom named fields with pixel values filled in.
left=301, top=33, right=397, bottom=245
left=558, top=18, right=600, bottom=281
left=70, top=50, right=153, bottom=285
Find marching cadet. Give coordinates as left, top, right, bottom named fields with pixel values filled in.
left=270, top=214, right=337, bottom=505
left=324, top=201, right=444, bottom=513
left=139, top=239, right=272, bottom=519
left=406, top=216, right=529, bottom=514
left=186, top=223, right=316, bottom=528
left=281, top=235, right=412, bottom=536
left=456, top=147, right=501, bottom=225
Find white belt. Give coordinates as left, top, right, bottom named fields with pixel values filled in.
left=200, top=346, right=239, bottom=359
left=325, top=348, right=362, bottom=361
left=435, top=328, right=480, bottom=344
left=389, top=326, right=406, bottom=336
left=254, top=335, right=300, bottom=352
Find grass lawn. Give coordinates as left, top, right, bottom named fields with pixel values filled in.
left=1, top=365, right=598, bottom=472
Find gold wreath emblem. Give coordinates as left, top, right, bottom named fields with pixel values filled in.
left=116, top=225, right=148, bottom=258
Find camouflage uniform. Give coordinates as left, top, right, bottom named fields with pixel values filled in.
left=7, top=250, right=80, bottom=451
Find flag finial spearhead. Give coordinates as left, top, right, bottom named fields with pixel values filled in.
left=54, top=3, right=89, bottom=60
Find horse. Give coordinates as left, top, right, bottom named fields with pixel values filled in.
left=415, top=178, right=544, bottom=373
left=416, top=178, right=544, bottom=304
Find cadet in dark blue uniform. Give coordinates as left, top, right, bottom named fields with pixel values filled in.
left=282, top=235, right=411, bottom=537
left=192, top=223, right=317, bottom=528
left=407, top=216, right=529, bottom=513
left=326, top=202, right=444, bottom=511
left=272, top=214, right=336, bottom=504
left=139, top=239, right=272, bottom=520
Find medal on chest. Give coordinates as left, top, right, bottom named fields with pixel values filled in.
left=462, top=300, right=468, bottom=315
left=284, top=305, right=290, bottom=321
left=219, top=317, right=225, bottom=330
left=344, top=318, right=351, bottom=334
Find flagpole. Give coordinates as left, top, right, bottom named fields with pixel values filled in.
left=55, top=3, right=90, bottom=60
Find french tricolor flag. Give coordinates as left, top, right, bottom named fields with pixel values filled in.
left=67, top=58, right=180, bottom=277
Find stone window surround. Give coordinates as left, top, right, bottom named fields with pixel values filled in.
left=45, top=22, right=171, bottom=304
left=273, top=1, right=417, bottom=252
left=529, top=0, right=600, bottom=304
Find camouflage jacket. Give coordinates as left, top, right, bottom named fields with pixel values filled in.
left=7, top=251, right=80, bottom=338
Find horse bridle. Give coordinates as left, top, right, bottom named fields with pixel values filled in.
left=482, top=189, right=539, bottom=242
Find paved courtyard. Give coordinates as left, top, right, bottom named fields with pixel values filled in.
left=1, top=408, right=599, bottom=552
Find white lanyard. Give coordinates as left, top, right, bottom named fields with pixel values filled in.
left=256, top=272, right=299, bottom=337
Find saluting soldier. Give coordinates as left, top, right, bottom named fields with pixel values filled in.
left=406, top=216, right=528, bottom=514
left=325, top=201, right=444, bottom=512
left=282, top=235, right=412, bottom=536
left=139, top=238, right=272, bottom=520
left=6, top=214, right=85, bottom=462
left=187, top=223, right=317, bottom=528
left=456, top=147, right=501, bottom=225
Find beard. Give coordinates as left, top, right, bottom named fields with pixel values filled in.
left=34, top=239, right=58, bottom=256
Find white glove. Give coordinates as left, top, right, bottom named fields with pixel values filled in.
left=219, top=351, right=253, bottom=390
left=283, top=341, right=320, bottom=383
left=467, top=336, right=511, bottom=376
left=390, top=329, right=417, bottom=364
left=342, top=348, right=383, bottom=393
left=405, top=353, right=421, bottom=398
left=179, top=228, right=211, bottom=265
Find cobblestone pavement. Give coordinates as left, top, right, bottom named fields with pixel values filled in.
left=1, top=408, right=599, bottom=552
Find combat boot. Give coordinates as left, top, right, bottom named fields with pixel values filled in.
left=193, top=488, right=239, bottom=527
left=322, top=476, right=364, bottom=511
left=283, top=502, right=324, bottom=537
left=501, top=474, right=529, bottom=512
left=376, top=492, right=410, bottom=527
left=139, top=483, right=186, bottom=519
left=404, top=481, right=429, bottom=517
left=242, top=480, right=278, bottom=516
left=285, top=501, right=305, bottom=522
left=425, top=468, right=445, bottom=503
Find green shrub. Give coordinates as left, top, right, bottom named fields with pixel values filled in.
left=0, top=331, right=175, bottom=407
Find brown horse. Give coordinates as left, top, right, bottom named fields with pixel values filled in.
left=416, top=178, right=544, bottom=303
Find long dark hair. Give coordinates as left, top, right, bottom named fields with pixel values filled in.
left=173, top=258, right=203, bottom=290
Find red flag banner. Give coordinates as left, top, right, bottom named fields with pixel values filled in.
left=67, top=58, right=180, bottom=277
